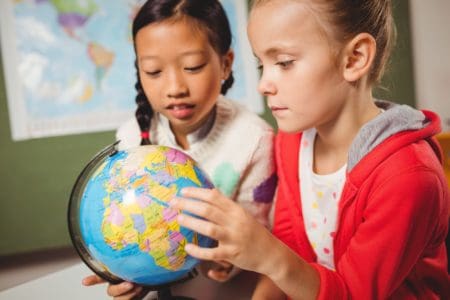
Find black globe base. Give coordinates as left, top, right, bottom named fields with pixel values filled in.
left=134, top=270, right=198, bottom=299
left=157, top=287, right=195, bottom=300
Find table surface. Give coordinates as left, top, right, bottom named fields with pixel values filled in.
left=0, top=263, right=258, bottom=300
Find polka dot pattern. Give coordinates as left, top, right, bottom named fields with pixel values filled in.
left=299, top=128, right=346, bottom=270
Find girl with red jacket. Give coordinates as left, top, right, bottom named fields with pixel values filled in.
left=172, top=0, right=449, bottom=298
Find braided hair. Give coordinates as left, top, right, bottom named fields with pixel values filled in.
left=132, top=0, right=235, bottom=145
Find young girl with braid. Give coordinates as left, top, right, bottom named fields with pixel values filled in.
left=82, top=0, right=276, bottom=298
left=170, top=0, right=450, bottom=299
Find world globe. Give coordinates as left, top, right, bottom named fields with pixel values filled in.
left=68, top=142, right=215, bottom=289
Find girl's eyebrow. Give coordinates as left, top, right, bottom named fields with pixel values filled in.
left=179, top=50, right=208, bottom=56
left=139, top=55, right=158, bottom=61
left=256, top=45, right=298, bottom=58
left=139, top=50, right=208, bottom=61
left=251, top=47, right=280, bottom=60
left=264, top=47, right=283, bottom=56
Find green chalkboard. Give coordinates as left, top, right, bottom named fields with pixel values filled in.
left=374, top=1, right=416, bottom=106
left=0, top=1, right=415, bottom=256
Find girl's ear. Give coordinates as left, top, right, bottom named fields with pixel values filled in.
left=342, top=33, right=376, bottom=83
left=222, top=49, right=234, bottom=80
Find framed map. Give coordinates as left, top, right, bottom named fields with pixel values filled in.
left=0, top=0, right=262, bottom=141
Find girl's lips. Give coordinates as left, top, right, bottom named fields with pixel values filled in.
left=166, top=103, right=196, bottom=119
left=270, top=106, right=288, bottom=117
left=270, top=106, right=288, bottom=111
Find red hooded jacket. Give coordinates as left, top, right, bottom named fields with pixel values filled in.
left=272, top=109, right=449, bottom=299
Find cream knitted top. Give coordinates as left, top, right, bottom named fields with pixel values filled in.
left=116, top=96, right=277, bottom=226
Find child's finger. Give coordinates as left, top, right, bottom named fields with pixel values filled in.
left=181, top=188, right=234, bottom=210
left=82, top=274, right=105, bottom=286
left=106, top=281, right=135, bottom=297
left=207, top=269, right=231, bottom=282
left=214, top=260, right=233, bottom=270
left=180, top=187, right=213, bottom=200
left=113, top=286, right=144, bottom=300
left=177, top=212, right=224, bottom=240
left=184, top=242, right=228, bottom=261
left=171, top=197, right=227, bottom=225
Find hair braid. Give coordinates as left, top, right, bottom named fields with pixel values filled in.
left=134, top=60, right=153, bottom=145
left=221, top=71, right=234, bottom=95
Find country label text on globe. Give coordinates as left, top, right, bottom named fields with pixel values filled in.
left=76, top=145, right=214, bottom=285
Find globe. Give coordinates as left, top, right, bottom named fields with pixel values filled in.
left=68, top=142, right=215, bottom=288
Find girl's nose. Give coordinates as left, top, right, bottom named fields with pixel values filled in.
left=257, top=76, right=277, bottom=96
left=166, top=71, right=188, bottom=98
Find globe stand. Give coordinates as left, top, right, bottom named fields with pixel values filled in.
left=133, top=286, right=195, bottom=300
left=134, top=269, right=198, bottom=300
left=156, top=287, right=195, bottom=300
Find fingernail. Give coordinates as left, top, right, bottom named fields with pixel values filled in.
left=123, top=282, right=133, bottom=289
left=170, top=198, right=178, bottom=206
left=177, top=214, right=184, bottom=222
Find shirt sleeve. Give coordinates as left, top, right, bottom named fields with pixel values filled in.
left=234, top=128, right=277, bottom=228
left=115, top=119, right=141, bottom=150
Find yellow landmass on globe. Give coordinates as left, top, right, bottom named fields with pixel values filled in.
left=139, top=149, right=202, bottom=186
left=100, top=148, right=206, bottom=271
left=141, top=149, right=167, bottom=169
left=148, top=181, right=177, bottom=202
left=102, top=201, right=139, bottom=249
left=102, top=200, right=187, bottom=271
left=168, top=160, right=202, bottom=186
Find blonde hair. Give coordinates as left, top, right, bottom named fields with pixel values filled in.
left=251, top=0, right=396, bottom=84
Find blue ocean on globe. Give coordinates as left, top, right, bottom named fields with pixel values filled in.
left=69, top=145, right=214, bottom=286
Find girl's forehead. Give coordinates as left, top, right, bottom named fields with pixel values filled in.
left=137, top=18, right=206, bottom=43
left=249, top=0, right=338, bottom=50
left=251, top=0, right=329, bottom=25
left=249, top=2, right=324, bottom=39
left=135, top=19, right=219, bottom=61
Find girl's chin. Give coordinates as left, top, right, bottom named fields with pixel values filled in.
left=276, top=121, right=308, bottom=134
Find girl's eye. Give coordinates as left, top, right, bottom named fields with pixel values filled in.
left=257, top=64, right=263, bottom=71
left=185, top=63, right=206, bottom=73
left=276, top=60, right=294, bottom=68
left=144, top=70, right=161, bottom=77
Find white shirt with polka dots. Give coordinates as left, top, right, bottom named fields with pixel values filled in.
left=299, top=128, right=346, bottom=270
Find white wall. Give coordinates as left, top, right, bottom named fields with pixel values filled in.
left=410, top=0, right=450, bottom=132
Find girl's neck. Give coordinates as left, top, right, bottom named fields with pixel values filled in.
left=174, top=133, right=190, bottom=150
left=313, top=89, right=380, bottom=174
left=169, top=106, right=217, bottom=150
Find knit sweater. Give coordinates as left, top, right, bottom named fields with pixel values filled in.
left=116, top=96, right=277, bottom=226
left=273, top=101, right=449, bottom=299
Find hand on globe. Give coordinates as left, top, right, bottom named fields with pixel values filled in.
left=171, top=187, right=276, bottom=276
left=82, top=274, right=144, bottom=299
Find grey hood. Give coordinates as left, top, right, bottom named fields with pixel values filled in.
left=347, top=100, right=429, bottom=171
